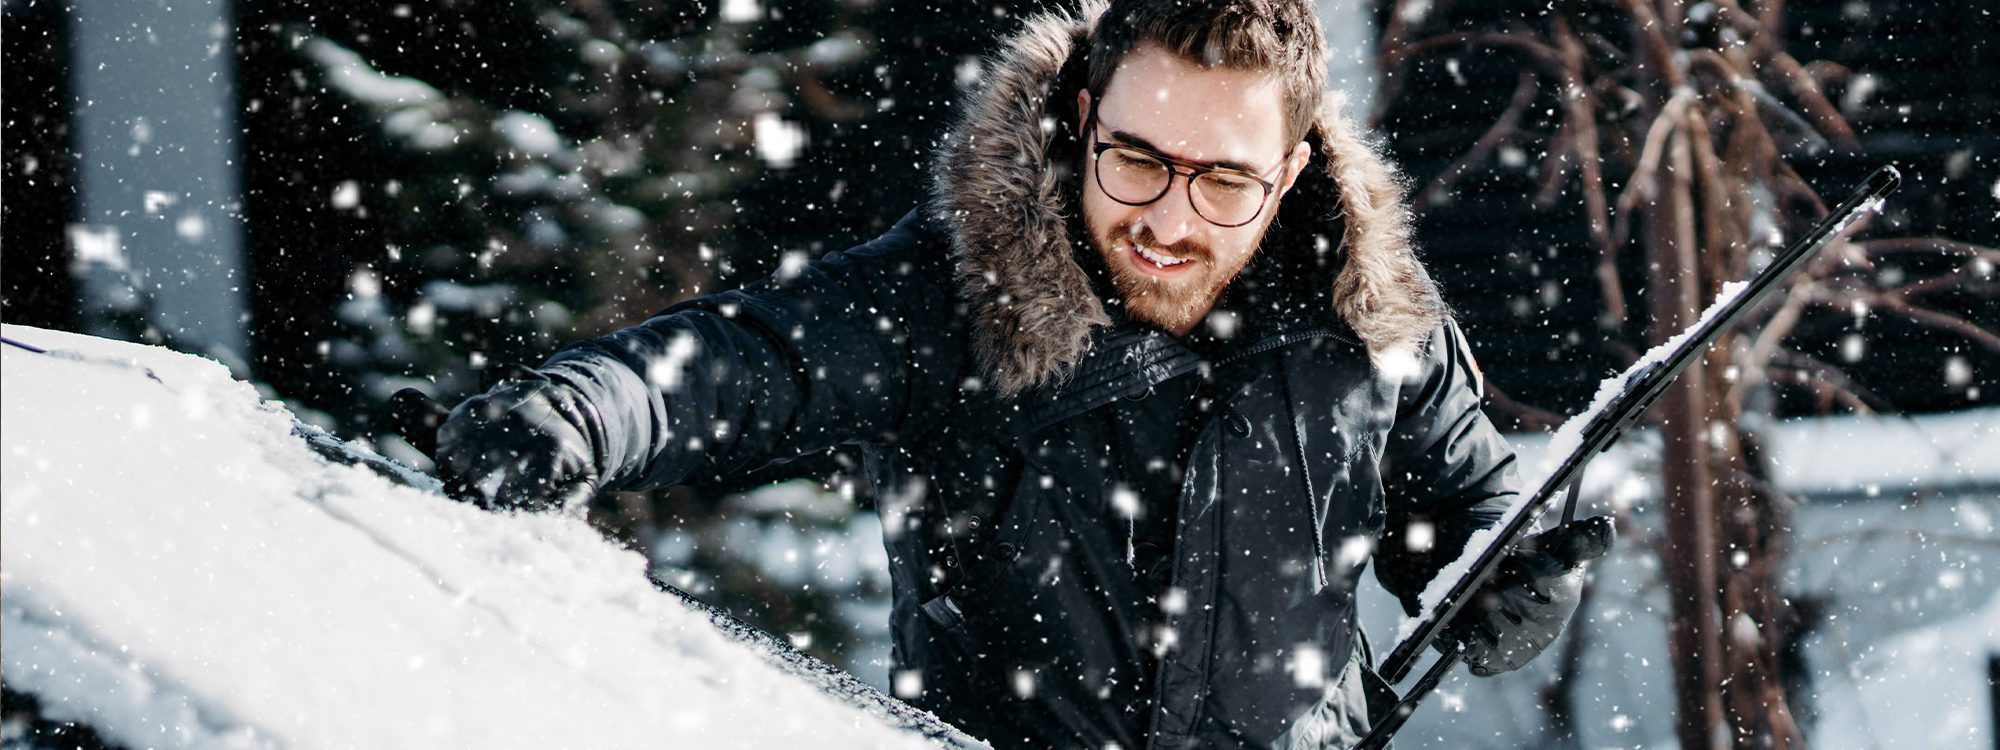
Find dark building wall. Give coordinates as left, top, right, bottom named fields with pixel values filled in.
left=2, top=0, right=79, bottom=331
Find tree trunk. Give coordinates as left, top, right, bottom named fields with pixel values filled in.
left=1650, top=126, right=1728, bottom=750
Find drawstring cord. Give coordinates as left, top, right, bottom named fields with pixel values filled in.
left=1127, top=516, right=1137, bottom=571
left=1277, top=359, right=1330, bottom=591
left=1108, top=402, right=1141, bottom=573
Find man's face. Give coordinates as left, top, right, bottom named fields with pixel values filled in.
left=1079, top=42, right=1310, bottom=336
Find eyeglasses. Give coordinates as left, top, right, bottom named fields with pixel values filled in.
left=1086, top=106, right=1284, bottom=229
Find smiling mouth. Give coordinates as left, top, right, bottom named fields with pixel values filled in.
left=1127, top=240, right=1196, bottom=271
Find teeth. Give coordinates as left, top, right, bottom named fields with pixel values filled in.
left=1133, top=242, right=1191, bottom=268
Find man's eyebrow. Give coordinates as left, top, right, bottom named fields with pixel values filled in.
left=1108, top=128, right=1261, bottom=174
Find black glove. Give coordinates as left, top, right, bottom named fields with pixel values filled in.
left=1447, top=515, right=1613, bottom=676
left=429, top=372, right=601, bottom=512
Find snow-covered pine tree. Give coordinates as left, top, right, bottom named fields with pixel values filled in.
left=293, top=2, right=877, bottom=433
left=281, top=0, right=895, bottom=675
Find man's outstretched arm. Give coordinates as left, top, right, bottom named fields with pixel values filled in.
left=436, top=210, right=967, bottom=510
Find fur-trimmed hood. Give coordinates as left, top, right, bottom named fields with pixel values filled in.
left=928, top=2, right=1445, bottom=396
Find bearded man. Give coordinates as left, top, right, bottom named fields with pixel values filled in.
left=431, top=1, right=1608, bottom=747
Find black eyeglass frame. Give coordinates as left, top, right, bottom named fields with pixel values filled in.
left=1084, top=104, right=1284, bottom=229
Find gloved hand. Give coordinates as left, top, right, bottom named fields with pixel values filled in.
left=1447, top=515, right=1613, bottom=676
left=430, top=371, right=601, bottom=512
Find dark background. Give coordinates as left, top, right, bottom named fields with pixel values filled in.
left=8, top=0, right=1991, bottom=424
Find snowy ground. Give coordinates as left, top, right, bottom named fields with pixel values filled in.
left=0, top=324, right=981, bottom=749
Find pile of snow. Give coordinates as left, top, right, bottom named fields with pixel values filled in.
left=1763, top=407, right=2000, bottom=497
left=0, top=324, right=978, bottom=749
left=1812, top=560, right=2000, bottom=748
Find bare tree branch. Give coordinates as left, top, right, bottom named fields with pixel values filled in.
left=1770, top=348, right=1902, bottom=413
left=1378, top=31, right=1567, bottom=82
left=1417, top=70, right=1539, bottom=207
left=1484, top=383, right=1569, bottom=432
left=1610, top=91, right=1689, bottom=251
left=1887, top=267, right=1998, bottom=300
left=1811, top=290, right=2000, bottom=352
left=1761, top=50, right=1862, bottom=149
left=1861, top=237, right=2000, bottom=261
left=1551, top=18, right=1616, bottom=289
left=1617, top=0, right=1687, bottom=94
left=1868, top=294, right=2000, bottom=352
left=1731, top=278, right=1816, bottom=411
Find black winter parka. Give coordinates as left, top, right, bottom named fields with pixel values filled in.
left=530, top=5, right=1521, bottom=748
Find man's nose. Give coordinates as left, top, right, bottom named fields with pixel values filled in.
left=1141, top=178, right=1199, bottom=246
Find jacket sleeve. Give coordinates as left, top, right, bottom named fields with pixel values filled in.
left=534, top=209, right=968, bottom=492
left=1372, top=318, right=1522, bottom=615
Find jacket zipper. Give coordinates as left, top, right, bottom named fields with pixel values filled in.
left=1148, top=326, right=1359, bottom=745
left=1212, top=327, right=1361, bottom=369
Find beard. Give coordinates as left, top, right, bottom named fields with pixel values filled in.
left=1090, top=219, right=1256, bottom=335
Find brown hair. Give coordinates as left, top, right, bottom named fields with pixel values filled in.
left=1085, top=0, right=1328, bottom=145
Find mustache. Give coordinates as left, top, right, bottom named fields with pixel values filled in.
left=1116, top=222, right=1211, bottom=264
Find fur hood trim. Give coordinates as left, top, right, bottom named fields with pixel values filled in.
left=929, top=2, right=1444, bottom=395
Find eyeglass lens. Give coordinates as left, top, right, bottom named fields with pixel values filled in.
left=1096, top=146, right=1267, bottom=227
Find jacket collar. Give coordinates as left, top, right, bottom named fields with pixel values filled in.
left=928, top=1, right=1446, bottom=397
left=1021, top=324, right=1203, bottom=430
